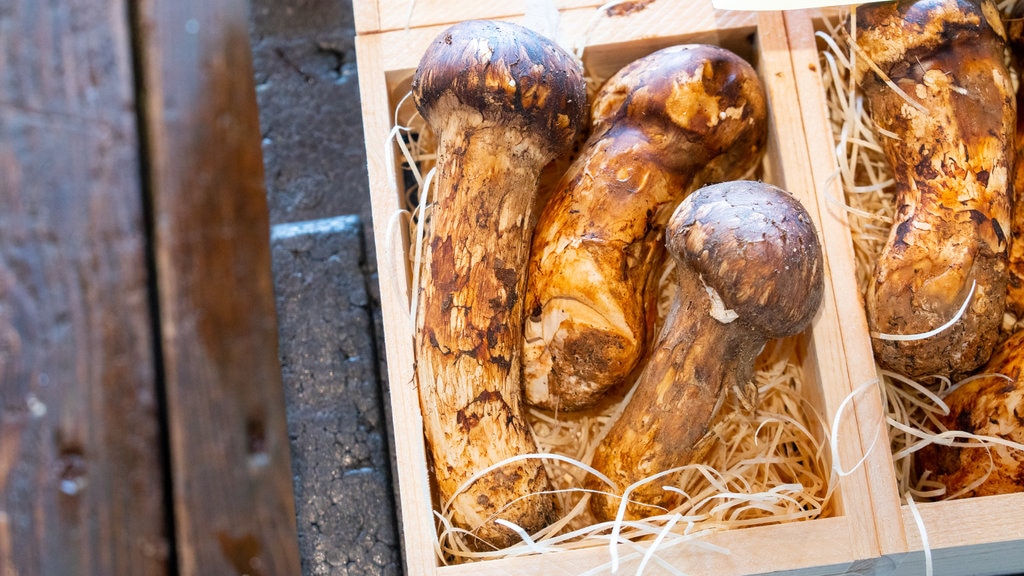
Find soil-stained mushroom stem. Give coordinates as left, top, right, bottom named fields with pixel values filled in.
left=586, top=181, right=824, bottom=522
left=522, top=44, right=767, bottom=412
left=855, top=0, right=1013, bottom=378
left=411, top=20, right=587, bottom=548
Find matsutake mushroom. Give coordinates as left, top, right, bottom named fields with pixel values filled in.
left=522, top=44, right=767, bottom=412
left=915, top=327, right=1024, bottom=498
left=411, top=19, right=587, bottom=548
left=586, top=180, right=824, bottom=522
left=1006, top=1, right=1024, bottom=316
left=855, top=0, right=1013, bottom=379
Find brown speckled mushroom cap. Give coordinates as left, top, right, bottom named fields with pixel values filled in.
left=588, top=44, right=767, bottom=175
left=411, top=19, right=587, bottom=157
left=666, top=180, right=824, bottom=338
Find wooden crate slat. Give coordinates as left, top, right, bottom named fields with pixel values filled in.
left=132, top=0, right=301, bottom=573
left=355, top=0, right=604, bottom=35
left=357, top=5, right=890, bottom=574
left=361, top=5, right=758, bottom=83
left=753, top=9, right=883, bottom=563
left=437, top=517, right=868, bottom=576
left=892, top=496, right=1024, bottom=576
left=780, top=8, right=909, bottom=558
left=0, top=0, right=170, bottom=574
left=354, top=29, right=438, bottom=576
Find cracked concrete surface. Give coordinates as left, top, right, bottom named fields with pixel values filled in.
left=271, top=217, right=400, bottom=576
left=249, top=0, right=373, bottom=255
left=251, top=0, right=402, bottom=572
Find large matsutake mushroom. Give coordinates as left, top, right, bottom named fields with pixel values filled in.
left=586, top=180, right=824, bottom=522
left=522, top=44, right=768, bottom=412
left=855, top=0, right=1013, bottom=379
left=410, top=20, right=587, bottom=549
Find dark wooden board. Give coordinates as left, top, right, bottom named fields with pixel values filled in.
left=0, top=0, right=170, bottom=574
left=132, top=0, right=302, bottom=573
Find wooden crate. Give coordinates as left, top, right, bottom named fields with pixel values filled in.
left=355, top=2, right=895, bottom=574
left=782, top=7, right=1024, bottom=576
left=353, top=0, right=666, bottom=34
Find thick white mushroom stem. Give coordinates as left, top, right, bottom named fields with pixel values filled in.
left=411, top=20, right=586, bottom=549
left=587, top=181, right=824, bottom=522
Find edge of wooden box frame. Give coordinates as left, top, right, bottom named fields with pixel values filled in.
left=354, top=4, right=897, bottom=575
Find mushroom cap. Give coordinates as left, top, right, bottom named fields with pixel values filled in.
left=666, top=180, right=824, bottom=338
left=588, top=44, right=767, bottom=175
left=412, top=19, right=587, bottom=157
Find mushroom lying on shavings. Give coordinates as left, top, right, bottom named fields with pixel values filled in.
left=523, top=43, right=768, bottom=414
left=410, top=18, right=588, bottom=551
left=384, top=21, right=837, bottom=567
left=587, top=181, right=825, bottom=524
left=817, top=0, right=1024, bottom=503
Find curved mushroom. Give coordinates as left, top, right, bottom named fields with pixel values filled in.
left=522, top=44, right=767, bottom=412
left=411, top=19, right=587, bottom=548
left=915, top=327, right=1024, bottom=497
left=855, top=0, right=1013, bottom=378
left=586, top=180, right=824, bottom=522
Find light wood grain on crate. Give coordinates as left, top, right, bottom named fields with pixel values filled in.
left=356, top=3, right=889, bottom=574
left=355, top=0, right=656, bottom=35
left=781, top=7, right=908, bottom=558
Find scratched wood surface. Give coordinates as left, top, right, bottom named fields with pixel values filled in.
left=1, top=0, right=301, bottom=574
left=132, top=0, right=302, bottom=573
left=0, top=0, right=170, bottom=574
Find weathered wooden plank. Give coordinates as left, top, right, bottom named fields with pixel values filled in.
left=131, top=0, right=302, bottom=573
left=0, top=0, right=170, bottom=575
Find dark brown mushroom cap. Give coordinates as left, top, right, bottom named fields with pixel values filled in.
left=854, top=0, right=1005, bottom=83
left=588, top=44, right=767, bottom=175
left=411, top=19, right=587, bottom=156
left=666, top=180, right=824, bottom=338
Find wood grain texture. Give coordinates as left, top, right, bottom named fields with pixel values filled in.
left=888, top=494, right=1024, bottom=576
left=362, top=5, right=757, bottom=86
left=437, top=516, right=872, bottom=576
left=361, top=0, right=716, bottom=36
left=780, top=10, right=912, bottom=558
left=132, top=0, right=301, bottom=573
left=360, top=0, right=588, bottom=34
left=0, top=0, right=170, bottom=574
left=757, top=8, right=886, bottom=565
left=355, top=30, right=439, bottom=576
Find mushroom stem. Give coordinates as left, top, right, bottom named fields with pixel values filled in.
left=411, top=20, right=586, bottom=549
left=587, top=181, right=824, bottom=522
left=416, top=124, right=552, bottom=542
left=588, top=272, right=758, bottom=520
